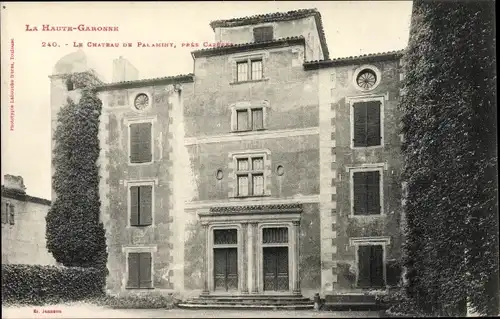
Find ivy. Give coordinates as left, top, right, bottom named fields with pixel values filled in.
left=399, top=0, right=498, bottom=316
left=46, top=72, right=107, bottom=272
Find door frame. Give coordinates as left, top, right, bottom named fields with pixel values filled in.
left=208, top=224, right=243, bottom=293
left=262, top=246, right=290, bottom=292
left=258, top=223, right=295, bottom=294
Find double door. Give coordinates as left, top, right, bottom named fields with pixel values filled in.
left=214, top=248, right=238, bottom=291
left=263, top=247, right=289, bottom=291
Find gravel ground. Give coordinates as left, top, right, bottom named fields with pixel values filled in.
left=2, top=303, right=383, bottom=318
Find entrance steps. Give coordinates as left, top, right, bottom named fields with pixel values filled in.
left=177, top=294, right=314, bottom=310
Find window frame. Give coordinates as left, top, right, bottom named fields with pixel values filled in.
left=235, top=58, right=264, bottom=83
left=126, top=179, right=157, bottom=228
left=229, top=149, right=271, bottom=198
left=122, top=246, right=156, bottom=290
left=348, top=95, right=385, bottom=150
left=125, top=116, right=156, bottom=166
left=230, top=101, right=269, bottom=133
left=352, top=65, right=382, bottom=92
left=235, top=155, right=265, bottom=197
left=349, top=237, right=390, bottom=290
left=348, top=164, right=385, bottom=217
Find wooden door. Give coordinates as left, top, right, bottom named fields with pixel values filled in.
left=214, top=248, right=238, bottom=291
left=263, top=247, right=289, bottom=291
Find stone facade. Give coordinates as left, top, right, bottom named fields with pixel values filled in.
left=49, top=8, right=403, bottom=299
left=1, top=175, right=56, bottom=265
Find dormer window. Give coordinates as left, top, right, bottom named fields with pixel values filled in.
left=253, top=26, right=273, bottom=42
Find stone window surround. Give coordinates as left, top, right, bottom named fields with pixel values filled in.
left=349, top=236, right=391, bottom=289
left=347, top=163, right=387, bottom=218
left=124, top=115, right=157, bottom=166
left=230, top=100, right=270, bottom=133
left=199, top=210, right=302, bottom=296
left=347, top=95, right=386, bottom=150
left=352, top=64, right=382, bottom=92
left=122, top=245, right=157, bottom=290
left=229, top=51, right=270, bottom=85
left=229, top=149, right=272, bottom=198
left=124, top=178, right=159, bottom=228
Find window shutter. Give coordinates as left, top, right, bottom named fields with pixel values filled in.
left=139, top=252, right=152, bottom=288
left=353, top=102, right=368, bottom=147
left=252, top=109, right=264, bottom=130
left=128, top=253, right=140, bottom=288
left=8, top=204, right=14, bottom=225
left=366, top=171, right=381, bottom=215
left=357, top=246, right=372, bottom=288
left=253, top=27, right=273, bottom=42
left=130, top=123, right=152, bottom=163
left=366, top=101, right=382, bottom=146
left=237, top=110, right=248, bottom=131
left=139, top=186, right=153, bottom=226
left=370, top=245, right=385, bottom=287
left=1, top=203, right=8, bottom=224
left=130, top=186, right=139, bottom=226
left=353, top=172, right=367, bottom=215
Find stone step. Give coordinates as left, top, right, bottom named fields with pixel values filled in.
left=323, top=294, right=385, bottom=311
left=184, top=299, right=313, bottom=305
left=177, top=303, right=314, bottom=310
left=194, top=296, right=311, bottom=302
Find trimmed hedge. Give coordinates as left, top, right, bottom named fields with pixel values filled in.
left=1, top=264, right=105, bottom=305
left=92, top=294, right=177, bottom=309
left=400, top=0, right=498, bottom=316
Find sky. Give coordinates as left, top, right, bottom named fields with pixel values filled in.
left=0, top=1, right=413, bottom=200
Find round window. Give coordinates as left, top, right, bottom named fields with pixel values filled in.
left=356, top=69, right=378, bottom=90
left=216, top=169, right=223, bottom=180
left=134, top=93, right=149, bottom=110
left=276, top=165, right=284, bottom=176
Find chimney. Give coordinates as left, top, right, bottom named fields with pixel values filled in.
left=112, top=56, right=139, bottom=82
left=4, top=175, right=26, bottom=194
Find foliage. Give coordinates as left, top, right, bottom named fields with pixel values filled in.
left=399, top=0, right=497, bottom=316
left=1, top=264, right=105, bottom=306
left=90, top=293, right=177, bottom=309
left=46, top=74, right=107, bottom=271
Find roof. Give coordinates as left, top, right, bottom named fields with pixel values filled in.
left=191, top=36, right=305, bottom=58
left=1, top=186, right=51, bottom=206
left=209, top=8, right=329, bottom=59
left=303, top=50, right=405, bottom=70
left=96, top=73, right=194, bottom=91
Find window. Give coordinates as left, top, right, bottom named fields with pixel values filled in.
left=236, top=156, right=265, bottom=196
left=253, top=26, right=274, bottom=42
left=9, top=204, right=14, bottom=225
left=236, top=59, right=263, bottom=82
left=127, top=252, right=152, bottom=289
left=235, top=107, right=264, bottom=132
left=357, top=245, right=385, bottom=288
left=353, top=171, right=381, bottom=215
left=352, top=100, right=382, bottom=147
left=129, top=122, right=152, bottom=164
left=130, top=185, right=153, bottom=227
left=352, top=65, right=382, bottom=92
left=1, top=203, right=9, bottom=224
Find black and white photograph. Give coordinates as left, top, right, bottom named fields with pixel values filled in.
left=1, top=1, right=497, bottom=318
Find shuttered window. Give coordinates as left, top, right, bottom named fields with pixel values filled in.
left=1, top=203, right=8, bottom=224
left=251, top=60, right=263, bottom=80
left=353, top=101, right=382, bottom=147
left=357, top=245, right=384, bottom=288
left=130, top=122, right=152, bottom=163
left=237, top=110, right=249, bottom=131
left=127, top=252, right=152, bottom=289
left=237, top=62, right=249, bottom=82
left=253, top=26, right=273, bottom=42
left=8, top=204, right=14, bottom=225
left=252, top=108, right=264, bottom=130
left=130, top=185, right=153, bottom=226
left=353, top=171, right=381, bottom=215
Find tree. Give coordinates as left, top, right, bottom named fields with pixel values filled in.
left=46, top=79, right=107, bottom=271
left=400, top=0, right=497, bottom=316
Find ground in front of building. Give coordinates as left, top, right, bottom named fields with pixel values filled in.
left=2, top=303, right=384, bottom=318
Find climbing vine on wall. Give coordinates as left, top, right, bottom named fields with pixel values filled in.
left=46, top=71, right=107, bottom=271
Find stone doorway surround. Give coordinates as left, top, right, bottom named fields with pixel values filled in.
left=198, top=203, right=303, bottom=296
